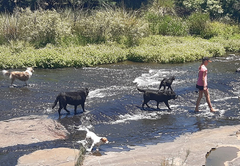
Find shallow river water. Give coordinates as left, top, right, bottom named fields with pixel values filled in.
left=1, top=54, right=240, bottom=165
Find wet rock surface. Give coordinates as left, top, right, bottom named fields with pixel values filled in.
left=83, top=125, right=240, bottom=166
left=0, top=115, right=81, bottom=166
left=17, top=148, right=80, bottom=166
left=0, top=115, right=69, bottom=148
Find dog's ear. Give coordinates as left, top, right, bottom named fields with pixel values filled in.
left=101, top=137, right=108, bottom=143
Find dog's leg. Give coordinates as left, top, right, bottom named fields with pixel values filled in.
left=156, top=101, right=160, bottom=109
left=63, top=105, right=70, bottom=114
left=58, top=107, right=63, bottom=116
left=87, top=143, right=94, bottom=152
left=10, top=78, right=15, bottom=86
left=74, top=105, right=77, bottom=114
left=164, top=101, right=171, bottom=110
left=145, top=102, right=151, bottom=108
left=163, top=85, right=166, bottom=91
left=167, top=85, right=173, bottom=91
left=81, top=103, right=85, bottom=112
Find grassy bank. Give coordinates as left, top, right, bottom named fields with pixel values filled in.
left=1, top=35, right=239, bottom=69
left=0, top=6, right=240, bottom=69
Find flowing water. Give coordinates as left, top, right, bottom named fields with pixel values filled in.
left=1, top=54, right=240, bottom=165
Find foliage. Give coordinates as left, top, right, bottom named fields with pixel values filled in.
left=0, top=42, right=128, bottom=69
left=202, top=21, right=240, bottom=39
left=128, top=36, right=225, bottom=63
left=75, top=145, right=86, bottom=166
left=72, top=7, right=148, bottom=46
left=1, top=35, right=240, bottom=69
left=187, top=12, right=210, bottom=36
left=0, top=8, right=72, bottom=48
left=146, top=13, right=189, bottom=36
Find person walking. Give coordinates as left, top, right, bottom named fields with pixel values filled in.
left=195, top=57, right=216, bottom=112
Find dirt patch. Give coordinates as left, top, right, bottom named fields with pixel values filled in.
left=83, top=125, right=240, bottom=166
left=0, top=115, right=69, bottom=148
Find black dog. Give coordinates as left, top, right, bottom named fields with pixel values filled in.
left=52, top=88, right=89, bottom=116
left=137, top=86, right=177, bottom=110
left=159, top=76, right=175, bottom=91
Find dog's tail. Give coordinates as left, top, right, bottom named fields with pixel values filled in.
left=52, top=95, right=60, bottom=109
left=75, top=126, right=90, bottom=133
left=136, top=85, right=146, bottom=93
left=2, top=70, right=10, bottom=77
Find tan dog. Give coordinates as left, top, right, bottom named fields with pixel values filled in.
left=2, top=67, right=34, bottom=86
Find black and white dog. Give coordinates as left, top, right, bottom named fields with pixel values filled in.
left=52, top=88, right=89, bottom=116
left=77, top=127, right=109, bottom=152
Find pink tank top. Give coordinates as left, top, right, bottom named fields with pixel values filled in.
left=197, top=65, right=207, bottom=86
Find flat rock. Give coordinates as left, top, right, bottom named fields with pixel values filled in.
left=17, top=148, right=80, bottom=166
left=0, top=115, right=69, bottom=148
left=83, top=125, right=240, bottom=166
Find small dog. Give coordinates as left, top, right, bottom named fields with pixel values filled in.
left=52, top=88, right=89, bottom=116
left=2, top=67, right=34, bottom=86
left=159, top=76, right=175, bottom=91
left=77, top=128, right=109, bottom=152
left=137, top=86, right=177, bottom=110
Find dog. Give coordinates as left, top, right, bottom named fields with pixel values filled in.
left=77, top=128, right=109, bottom=152
left=52, top=88, right=89, bottom=116
left=2, top=67, right=34, bottom=86
left=137, top=86, right=177, bottom=110
left=159, top=76, right=175, bottom=91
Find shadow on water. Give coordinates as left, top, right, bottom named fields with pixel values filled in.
left=1, top=54, right=240, bottom=165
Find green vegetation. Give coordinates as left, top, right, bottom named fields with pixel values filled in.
left=0, top=0, right=240, bottom=69
left=75, top=146, right=86, bottom=166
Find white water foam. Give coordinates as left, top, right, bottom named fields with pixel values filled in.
left=88, top=85, right=132, bottom=99
left=107, top=109, right=177, bottom=125
left=133, top=69, right=187, bottom=87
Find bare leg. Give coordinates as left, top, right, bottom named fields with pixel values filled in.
left=203, top=89, right=216, bottom=112
left=195, top=90, right=203, bottom=112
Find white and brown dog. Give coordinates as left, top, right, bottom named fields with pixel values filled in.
left=77, top=128, right=109, bottom=152
left=2, top=67, right=34, bottom=86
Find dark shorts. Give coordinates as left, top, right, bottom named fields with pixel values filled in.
left=196, top=84, right=207, bottom=91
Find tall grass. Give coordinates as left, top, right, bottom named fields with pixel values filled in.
left=0, top=6, right=240, bottom=69
left=72, top=7, right=148, bottom=47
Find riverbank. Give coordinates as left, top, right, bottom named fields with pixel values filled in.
left=83, top=125, right=240, bottom=166
left=1, top=115, right=240, bottom=165
left=1, top=36, right=240, bottom=69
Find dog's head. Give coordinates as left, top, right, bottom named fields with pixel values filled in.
left=166, top=90, right=177, bottom=100
left=27, top=67, right=34, bottom=73
left=171, top=76, right=175, bottom=80
left=100, top=137, right=109, bottom=144
left=85, top=88, right=89, bottom=96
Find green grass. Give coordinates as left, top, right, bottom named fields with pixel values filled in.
left=1, top=35, right=238, bottom=69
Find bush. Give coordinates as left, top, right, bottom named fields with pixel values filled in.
left=72, top=7, right=148, bottom=47
left=128, top=36, right=225, bottom=63
left=187, top=12, right=210, bottom=36
left=145, top=13, right=188, bottom=36
left=0, top=43, right=128, bottom=69
left=0, top=8, right=72, bottom=48
left=202, top=21, right=240, bottom=39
